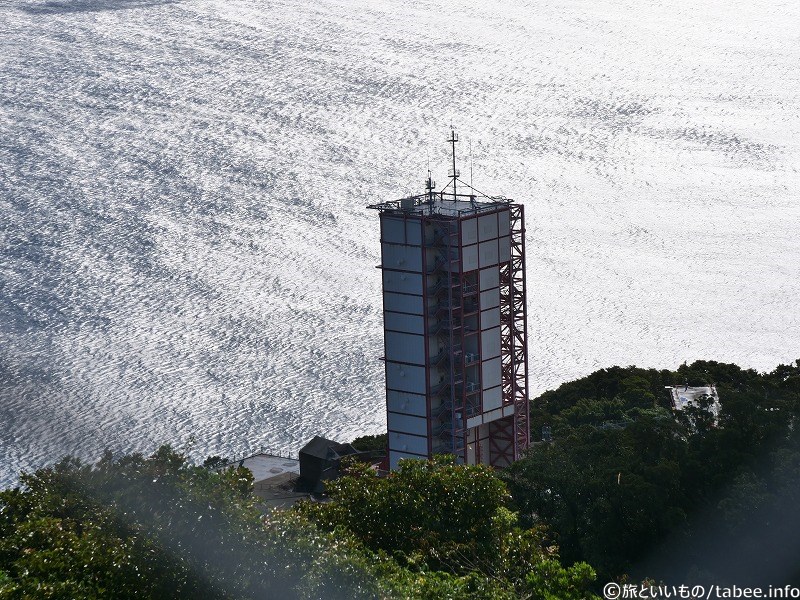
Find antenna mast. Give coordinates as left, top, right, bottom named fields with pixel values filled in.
left=448, top=127, right=459, bottom=199
left=469, top=138, right=474, bottom=188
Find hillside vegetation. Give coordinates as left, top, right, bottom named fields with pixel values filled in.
left=2, top=359, right=798, bottom=597
left=0, top=449, right=596, bottom=599
left=505, top=360, right=800, bottom=585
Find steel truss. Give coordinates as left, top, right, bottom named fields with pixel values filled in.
left=499, top=204, right=530, bottom=462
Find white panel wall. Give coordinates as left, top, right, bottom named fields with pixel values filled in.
left=462, top=245, right=478, bottom=271
left=389, top=450, right=426, bottom=470
left=405, top=219, right=422, bottom=245
left=498, top=210, right=511, bottom=237
left=480, top=288, right=500, bottom=309
left=383, top=271, right=423, bottom=295
left=479, top=240, right=498, bottom=268
left=423, top=224, right=436, bottom=245
left=462, top=218, right=478, bottom=245
left=389, top=431, right=428, bottom=455
left=385, top=331, right=425, bottom=364
left=479, top=266, right=499, bottom=289
left=467, top=415, right=482, bottom=429
left=482, top=357, right=502, bottom=390
left=381, top=216, right=423, bottom=245
left=381, top=217, right=405, bottom=243
left=387, top=390, right=427, bottom=417
left=387, top=412, right=428, bottom=436
left=466, top=430, right=477, bottom=465
left=483, top=407, right=504, bottom=424
left=479, top=213, right=498, bottom=240
left=498, top=236, right=511, bottom=263
left=479, top=425, right=491, bottom=463
left=382, top=243, right=423, bottom=271
left=481, top=326, right=501, bottom=359
left=483, top=386, right=503, bottom=411
left=481, top=308, right=500, bottom=330
left=386, top=362, right=426, bottom=394
left=384, top=312, right=424, bottom=334
left=383, top=292, right=423, bottom=315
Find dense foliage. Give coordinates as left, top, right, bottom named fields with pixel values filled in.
left=350, top=433, right=387, bottom=454
left=504, top=360, right=800, bottom=586
left=0, top=447, right=597, bottom=599
left=0, top=447, right=384, bottom=599
left=299, top=455, right=598, bottom=599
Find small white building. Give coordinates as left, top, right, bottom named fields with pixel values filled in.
left=666, top=385, right=721, bottom=423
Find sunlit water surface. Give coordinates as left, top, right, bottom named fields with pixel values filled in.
left=1, top=0, right=799, bottom=486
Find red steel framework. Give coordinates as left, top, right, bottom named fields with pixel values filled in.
left=499, top=203, right=530, bottom=461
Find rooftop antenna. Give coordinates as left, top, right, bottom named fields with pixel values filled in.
left=447, top=126, right=459, bottom=199
left=469, top=138, right=474, bottom=189
left=425, top=168, right=436, bottom=203
left=469, top=138, right=476, bottom=208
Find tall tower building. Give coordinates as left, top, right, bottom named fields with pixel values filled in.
left=368, top=132, right=530, bottom=470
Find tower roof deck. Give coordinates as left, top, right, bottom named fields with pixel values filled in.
left=368, top=191, right=511, bottom=218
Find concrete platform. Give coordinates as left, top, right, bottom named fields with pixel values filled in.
left=227, top=453, right=309, bottom=510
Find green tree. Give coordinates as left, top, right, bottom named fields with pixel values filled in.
left=350, top=433, right=387, bottom=454
left=300, top=455, right=599, bottom=599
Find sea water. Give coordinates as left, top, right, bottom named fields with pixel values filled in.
left=1, top=0, right=798, bottom=487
